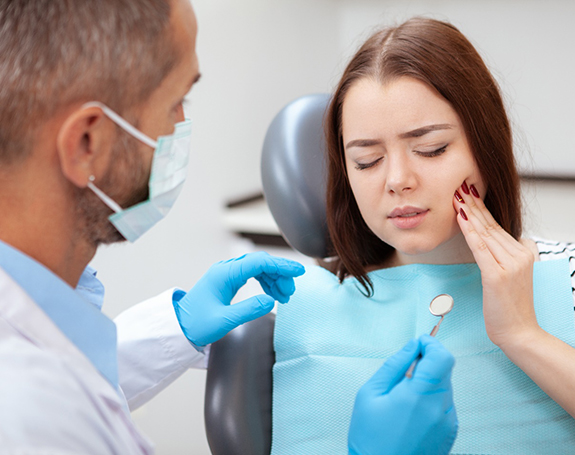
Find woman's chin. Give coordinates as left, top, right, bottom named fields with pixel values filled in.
left=389, top=240, right=440, bottom=258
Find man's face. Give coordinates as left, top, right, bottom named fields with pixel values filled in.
left=77, top=0, right=201, bottom=246
left=131, top=0, right=201, bottom=145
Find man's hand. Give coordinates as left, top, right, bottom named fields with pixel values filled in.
left=348, top=335, right=458, bottom=455
left=173, top=252, right=305, bottom=347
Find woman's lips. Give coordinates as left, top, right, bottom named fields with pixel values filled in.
left=388, top=207, right=429, bottom=229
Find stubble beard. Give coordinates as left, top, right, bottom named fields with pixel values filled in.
left=74, top=133, right=150, bottom=248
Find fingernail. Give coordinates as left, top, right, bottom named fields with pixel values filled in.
left=470, top=184, right=480, bottom=198
left=454, top=191, right=464, bottom=203
left=461, top=181, right=470, bottom=195
left=460, top=208, right=468, bottom=220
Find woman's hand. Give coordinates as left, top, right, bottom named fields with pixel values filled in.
left=453, top=181, right=540, bottom=350
left=452, top=181, right=575, bottom=418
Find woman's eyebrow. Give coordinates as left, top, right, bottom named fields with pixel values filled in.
left=399, top=123, right=454, bottom=139
left=345, top=123, right=455, bottom=149
left=345, top=138, right=382, bottom=149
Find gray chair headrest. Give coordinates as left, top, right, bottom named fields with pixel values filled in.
left=261, top=93, right=331, bottom=258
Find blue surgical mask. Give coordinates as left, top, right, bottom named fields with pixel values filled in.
left=84, top=101, right=192, bottom=242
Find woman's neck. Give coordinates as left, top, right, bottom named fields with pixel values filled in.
left=385, top=233, right=476, bottom=269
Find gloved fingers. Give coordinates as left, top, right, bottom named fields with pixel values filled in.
left=256, top=274, right=296, bottom=304
left=230, top=252, right=304, bottom=281
left=411, top=334, right=455, bottom=389
left=222, top=252, right=304, bottom=296
left=360, top=338, right=420, bottom=395
left=258, top=274, right=274, bottom=296
left=223, top=294, right=276, bottom=328
left=273, top=275, right=297, bottom=297
left=200, top=253, right=303, bottom=301
left=257, top=273, right=278, bottom=298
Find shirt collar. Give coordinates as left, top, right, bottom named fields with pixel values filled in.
left=77, top=265, right=106, bottom=311
left=0, top=240, right=118, bottom=388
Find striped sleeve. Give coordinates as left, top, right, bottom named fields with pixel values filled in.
left=533, top=237, right=575, bottom=305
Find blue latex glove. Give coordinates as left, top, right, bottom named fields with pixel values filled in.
left=173, top=252, right=305, bottom=347
left=348, top=335, right=458, bottom=455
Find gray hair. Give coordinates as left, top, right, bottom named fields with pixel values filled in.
left=0, top=0, right=179, bottom=164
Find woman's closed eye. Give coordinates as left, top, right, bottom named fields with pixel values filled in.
left=355, top=157, right=383, bottom=170
left=353, top=144, right=448, bottom=170
left=414, top=144, right=448, bottom=157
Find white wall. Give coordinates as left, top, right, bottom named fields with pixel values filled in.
left=523, top=180, right=575, bottom=243
left=190, top=0, right=342, bottom=200
left=89, top=1, right=575, bottom=454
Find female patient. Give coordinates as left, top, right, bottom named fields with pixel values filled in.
left=272, top=17, right=575, bottom=455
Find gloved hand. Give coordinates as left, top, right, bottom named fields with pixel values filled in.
left=348, top=335, right=458, bottom=455
left=173, top=252, right=305, bottom=347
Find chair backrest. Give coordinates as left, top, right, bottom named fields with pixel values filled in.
left=261, top=93, right=331, bottom=258
left=205, top=313, right=276, bottom=455
left=205, top=94, right=331, bottom=455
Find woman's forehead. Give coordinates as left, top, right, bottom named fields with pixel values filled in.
left=341, top=77, right=462, bottom=140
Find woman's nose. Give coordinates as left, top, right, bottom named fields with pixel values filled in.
left=385, top=152, right=416, bottom=194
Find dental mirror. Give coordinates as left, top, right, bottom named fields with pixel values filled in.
left=428, top=294, right=454, bottom=335
left=405, top=294, right=454, bottom=378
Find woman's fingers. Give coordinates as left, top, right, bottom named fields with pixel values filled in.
left=456, top=207, right=500, bottom=271
left=454, top=182, right=526, bottom=267
left=463, top=184, right=523, bottom=252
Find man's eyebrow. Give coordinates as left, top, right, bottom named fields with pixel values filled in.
left=345, top=138, right=383, bottom=149
left=399, top=123, right=454, bottom=139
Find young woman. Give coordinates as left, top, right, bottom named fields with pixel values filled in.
left=272, top=17, right=575, bottom=455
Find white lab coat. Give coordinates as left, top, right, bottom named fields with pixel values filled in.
left=0, top=266, right=208, bottom=454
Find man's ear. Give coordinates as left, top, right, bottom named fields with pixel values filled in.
left=56, top=106, right=116, bottom=188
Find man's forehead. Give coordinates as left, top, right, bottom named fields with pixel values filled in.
left=170, top=0, right=199, bottom=74
left=171, top=0, right=198, bottom=45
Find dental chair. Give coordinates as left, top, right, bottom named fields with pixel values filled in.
left=204, top=93, right=331, bottom=455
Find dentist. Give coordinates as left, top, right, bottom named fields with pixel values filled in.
left=0, top=0, right=456, bottom=454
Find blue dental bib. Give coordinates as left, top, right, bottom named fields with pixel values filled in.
left=272, top=259, right=575, bottom=454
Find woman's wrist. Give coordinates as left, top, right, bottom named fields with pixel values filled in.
left=493, top=325, right=546, bottom=358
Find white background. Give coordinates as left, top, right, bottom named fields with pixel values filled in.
left=90, top=0, right=575, bottom=453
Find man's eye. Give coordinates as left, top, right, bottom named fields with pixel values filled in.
left=355, top=157, right=383, bottom=170
left=174, top=96, right=190, bottom=111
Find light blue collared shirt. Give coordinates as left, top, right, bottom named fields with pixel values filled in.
left=0, top=240, right=118, bottom=388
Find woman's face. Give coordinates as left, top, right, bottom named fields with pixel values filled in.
left=342, top=76, right=485, bottom=264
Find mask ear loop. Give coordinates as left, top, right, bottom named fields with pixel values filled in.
left=86, top=176, right=123, bottom=214
left=82, top=101, right=157, bottom=215
left=81, top=101, right=158, bottom=149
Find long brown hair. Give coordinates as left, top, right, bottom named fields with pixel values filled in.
left=325, top=17, right=521, bottom=295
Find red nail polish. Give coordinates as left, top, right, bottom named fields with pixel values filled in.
left=470, top=184, right=480, bottom=198
left=460, top=208, right=468, bottom=220
left=454, top=191, right=464, bottom=203
left=461, top=181, right=470, bottom=195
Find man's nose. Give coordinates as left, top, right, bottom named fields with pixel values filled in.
left=175, top=104, right=185, bottom=123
